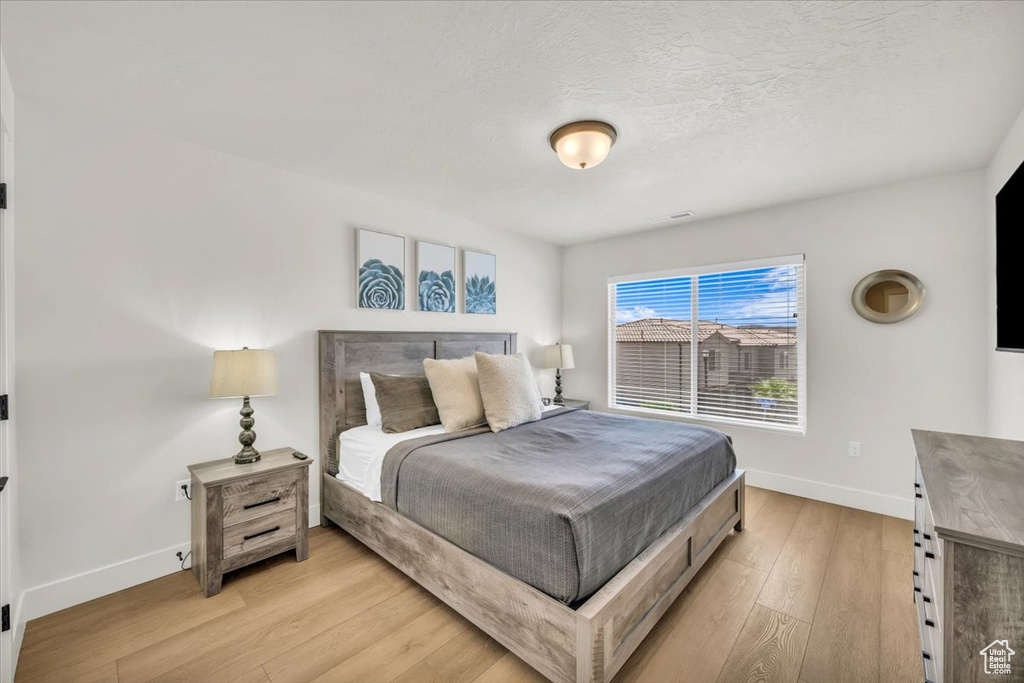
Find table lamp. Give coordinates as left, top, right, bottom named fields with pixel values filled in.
left=209, top=347, right=279, bottom=464
left=542, top=343, right=575, bottom=405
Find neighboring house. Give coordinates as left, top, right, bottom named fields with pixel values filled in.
left=615, top=318, right=797, bottom=421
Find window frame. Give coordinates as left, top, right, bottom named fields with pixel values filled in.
left=608, top=254, right=807, bottom=435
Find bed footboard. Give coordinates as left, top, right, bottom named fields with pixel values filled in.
left=575, top=470, right=745, bottom=682
left=323, top=474, right=580, bottom=682
left=322, top=469, right=744, bottom=683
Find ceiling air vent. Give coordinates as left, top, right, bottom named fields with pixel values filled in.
left=647, top=211, right=695, bottom=225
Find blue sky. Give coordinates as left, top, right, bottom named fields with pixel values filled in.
left=615, top=265, right=800, bottom=327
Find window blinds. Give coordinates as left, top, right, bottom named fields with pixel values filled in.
left=609, top=256, right=806, bottom=433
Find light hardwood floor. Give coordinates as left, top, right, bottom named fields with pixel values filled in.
left=14, top=487, right=923, bottom=683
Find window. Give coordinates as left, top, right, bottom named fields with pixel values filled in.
left=609, top=255, right=806, bottom=433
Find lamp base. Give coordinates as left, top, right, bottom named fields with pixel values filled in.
left=233, top=396, right=261, bottom=465
left=234, top=446, right=261, bottom=465
left=553, top=368, right=565, bottom=405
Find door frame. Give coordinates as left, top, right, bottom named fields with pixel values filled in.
left=0, top=52, right=18, bottom=682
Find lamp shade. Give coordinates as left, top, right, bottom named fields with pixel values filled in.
left=541, top=344, right=575, bottom=370
left=209, top=348, right=279, bottom=398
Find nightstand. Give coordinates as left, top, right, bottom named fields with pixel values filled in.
left=554, top=399, right=590, bottom=411
left=188, top=447, right=313, bottom=597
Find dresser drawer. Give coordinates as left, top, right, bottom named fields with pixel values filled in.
left=223, top=509, right=297, bottom=560
left=222, top=470, right=297, bottom=526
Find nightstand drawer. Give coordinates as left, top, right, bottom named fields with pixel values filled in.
left=223, top=509, right=297, bottom=560
left=222, top=470, right=297, bottom=526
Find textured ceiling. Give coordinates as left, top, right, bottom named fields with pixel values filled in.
left=2, top=1, right=1022, bottom=245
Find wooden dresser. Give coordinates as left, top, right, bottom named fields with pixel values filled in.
left=189, top=448, right=312, bottom=597
left=911, top=430, right=1024, bottom=683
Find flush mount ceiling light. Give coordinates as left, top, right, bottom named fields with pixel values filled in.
left=549, top=120, right=617, bottom=170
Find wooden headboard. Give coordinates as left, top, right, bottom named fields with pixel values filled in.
left=318, top=330, right=517, bottom=476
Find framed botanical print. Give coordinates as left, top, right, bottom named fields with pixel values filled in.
left=416, top=241, right=456, bottom=313
left=463, top=249, right=496, bottom=315
left=356, top=229, right=405, bottom=310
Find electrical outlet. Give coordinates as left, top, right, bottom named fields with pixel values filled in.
left=849, top=441, right=861, bottom=458
left=175, top=479, right=191, bottom=502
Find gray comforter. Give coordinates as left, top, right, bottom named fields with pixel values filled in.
left=380, top=408, right=736, bottom=604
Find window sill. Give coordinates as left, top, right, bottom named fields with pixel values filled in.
left=607, top=404, right=806, bottom=436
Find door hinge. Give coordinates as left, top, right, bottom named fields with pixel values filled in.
left=1, top=604, right=10, bottom=632
left=0, top=394, right=7, bottom=421
left=0, top=182, right=6, bottom=210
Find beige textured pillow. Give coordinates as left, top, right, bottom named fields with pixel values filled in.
left=423, top=356, right=486, bottom=432
left=474, top=352, right=543, bottom=432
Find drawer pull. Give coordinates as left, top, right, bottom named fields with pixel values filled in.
left=925, top=551, right=936, bottom=559
left=922, top=595, right=932, bottom=603
left=915, top=493, right=923, bottom=499
left=914, top=541, right=922, bottom=548
left=913, top=570, right=920, bottom=577
left=914, top=586, right=922, bottom=593
left=243, top=496, right=282, bottom=510
left=925, top=618, right=935, bottom=627
left=914, top=482, right=921, bottom=489
left=922, top=651, right=932, bottom=660
left=923, top=533, right=932, bottom=540
left=913, top=528, right=920, bottom=535
left=243, top=525, right=281, bottom=541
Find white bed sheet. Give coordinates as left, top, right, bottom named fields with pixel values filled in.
left=336, top=404, right=561, bottom=501
left=335, top=423, right=446, bottom=501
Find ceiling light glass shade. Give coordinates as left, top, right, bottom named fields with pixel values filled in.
left=549, top=121, right=617, bottom=170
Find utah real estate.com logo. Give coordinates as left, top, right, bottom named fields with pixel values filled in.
left=979, top=639, right=1015, bottom=676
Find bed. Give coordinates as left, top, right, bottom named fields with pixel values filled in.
left=319, top=331, right=745, bottom=683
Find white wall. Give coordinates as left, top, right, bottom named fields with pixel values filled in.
left=563, top=171, right=989, bottom=518
left=985, top=108, right=1024, bottom=441
left=14, top=97, right=561, bottom=619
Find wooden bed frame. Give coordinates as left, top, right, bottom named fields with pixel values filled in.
left=318, top=330, right=745, bottom=683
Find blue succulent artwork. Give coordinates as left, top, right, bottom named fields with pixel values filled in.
left=359, top=258, right=404, bottom=309
left=464, top=249, right=496, bottom=315
left=416, top=241, right=457, bottom=313
left=357, top=229, right=406, bottom=310
left=465, top=275, right=496, bottom=314
left=419, top=270, right=456, bottom=312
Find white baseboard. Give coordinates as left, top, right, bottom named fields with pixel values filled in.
left=744, top=469, right=914, bottom=520
left=21, top=540, right=193, bottom=621
left=21, top=506, right=322, bottom=622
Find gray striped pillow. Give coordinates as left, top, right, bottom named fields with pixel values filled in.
left=369, top=374, right=441, bottom=434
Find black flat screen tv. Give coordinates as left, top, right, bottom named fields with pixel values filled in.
left=996, top=160, right=1023, bottom=352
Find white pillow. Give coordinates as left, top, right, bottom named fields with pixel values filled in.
left=360, top=372, right=382, bottom=427
left=423, top=356, right=487, bottom=432
left=474, top=352, right=543, bottom=432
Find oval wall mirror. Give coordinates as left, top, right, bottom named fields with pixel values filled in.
left=851, top=270, right=925, bottom=324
